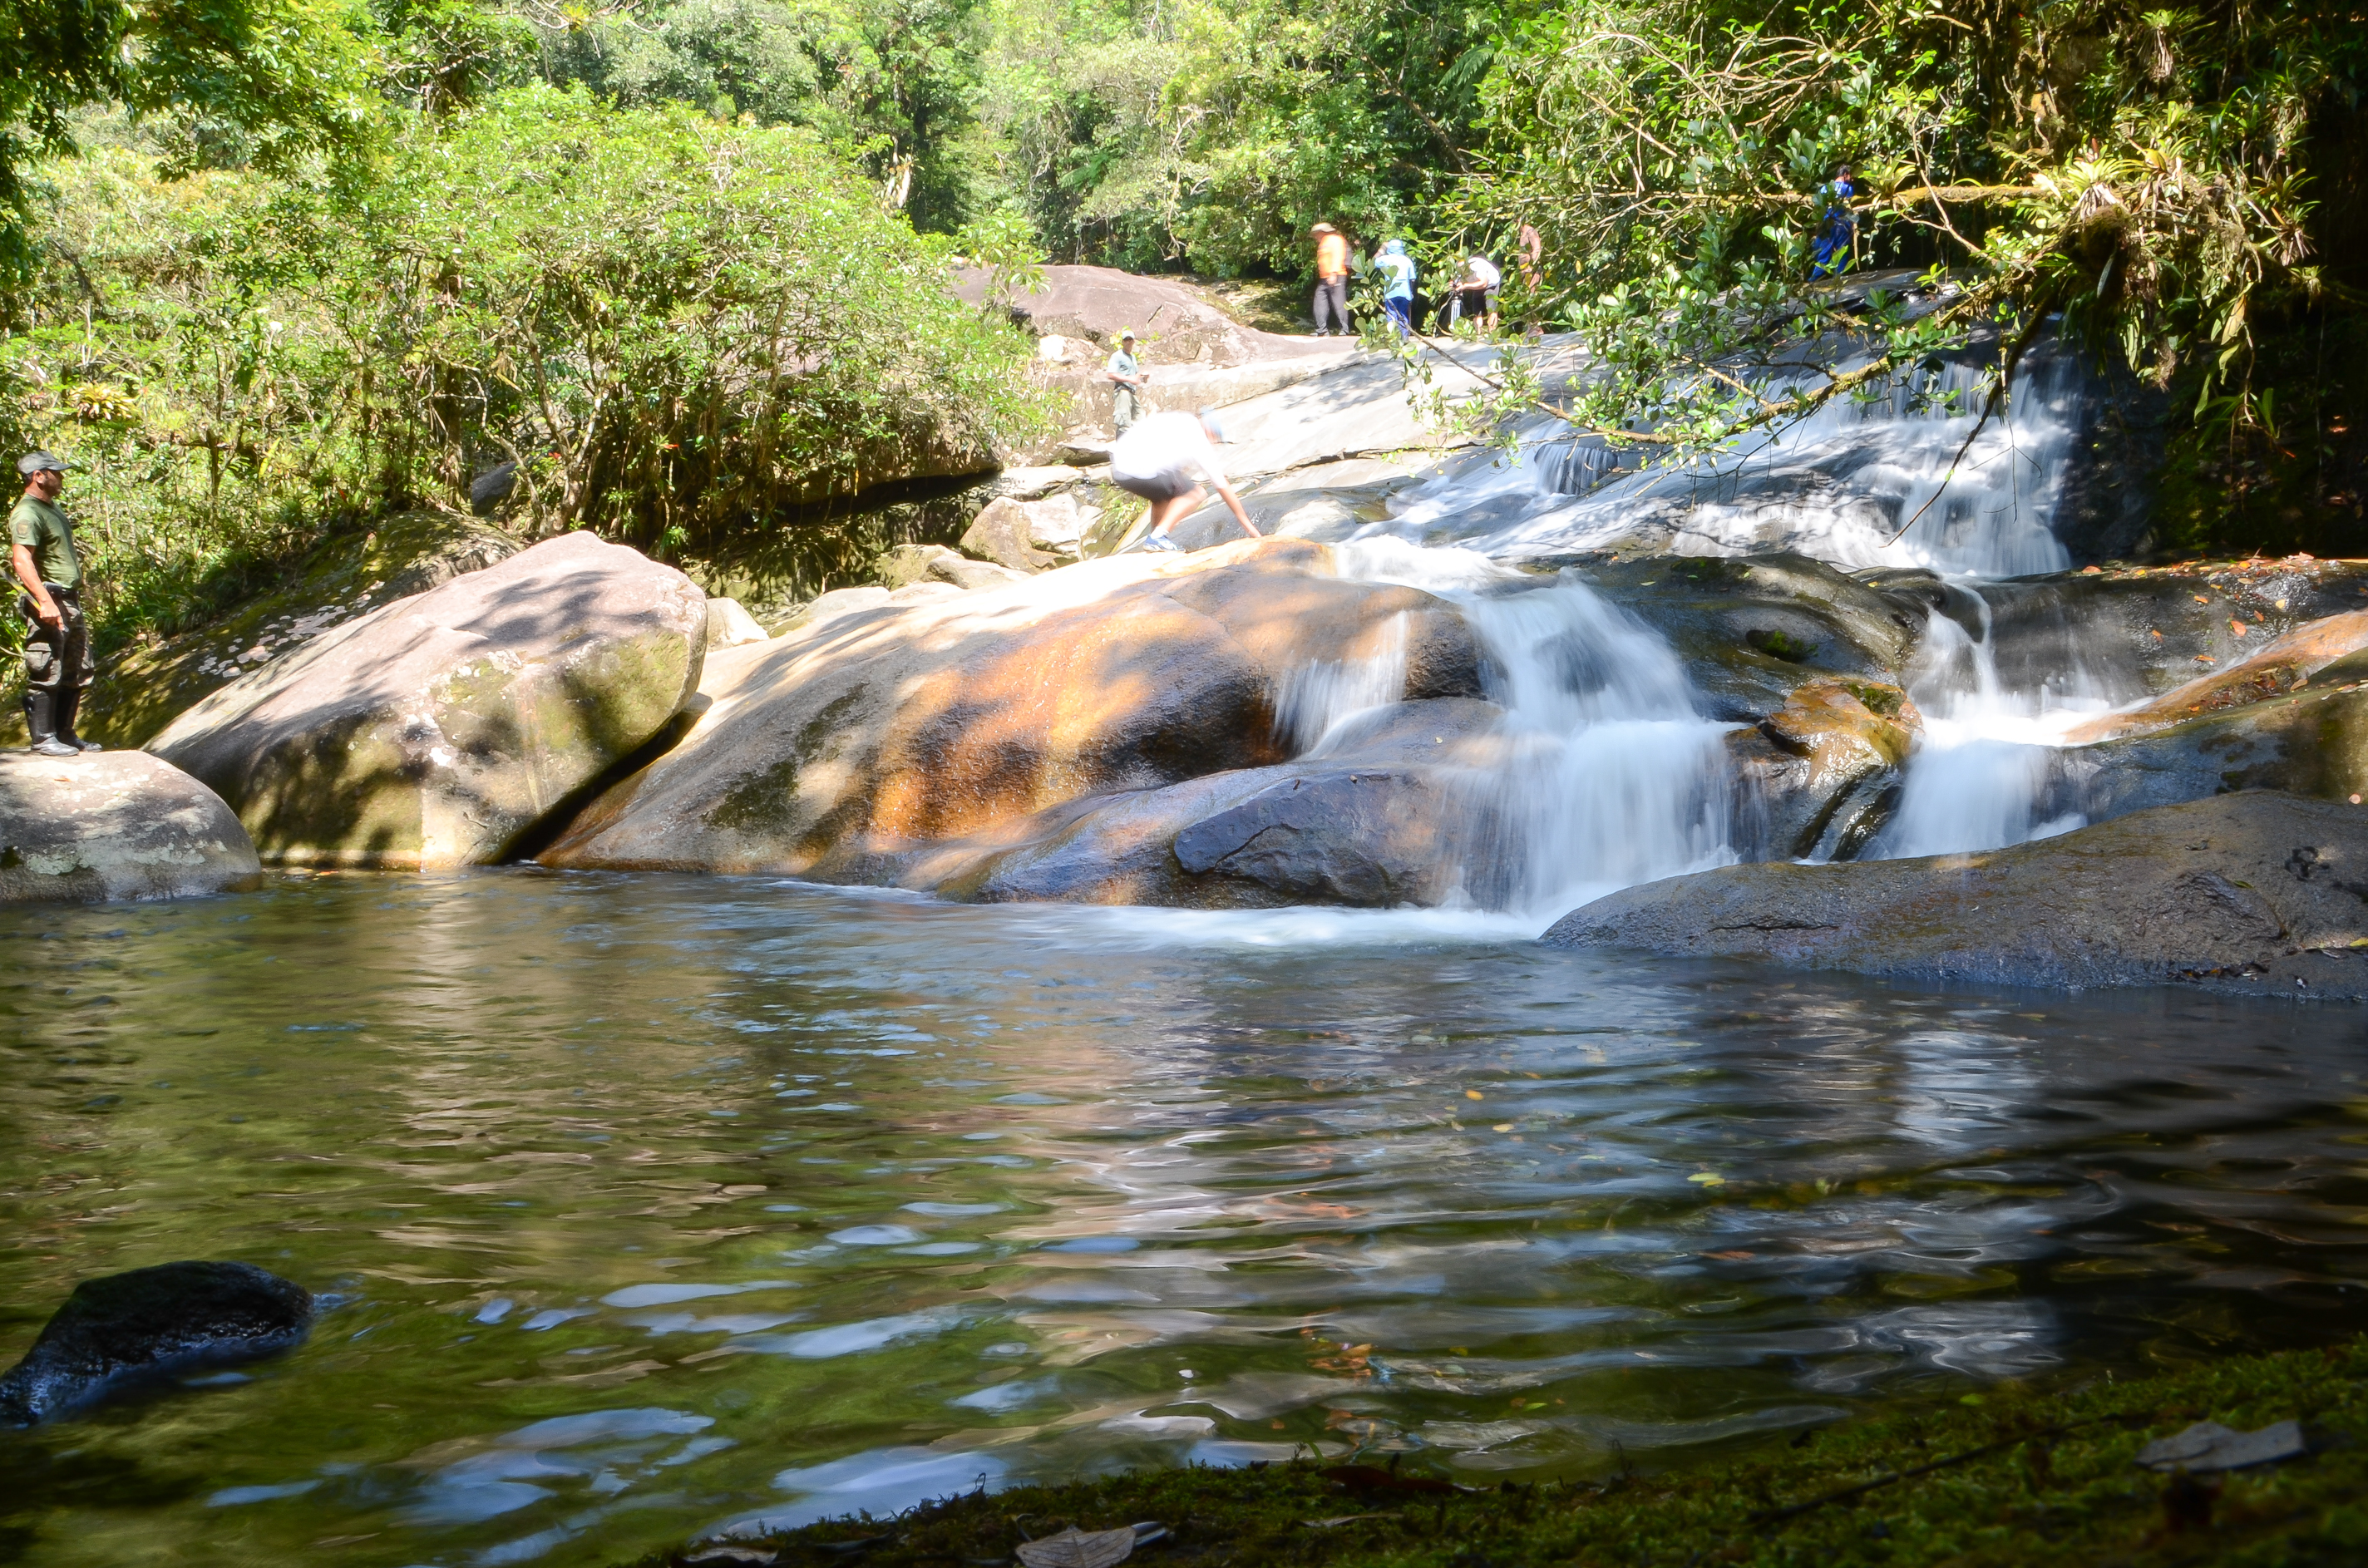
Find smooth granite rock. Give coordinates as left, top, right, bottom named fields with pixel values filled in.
left=0, top=752, right=259, bottom=902
left=541, top=537, right=1485, bottom=887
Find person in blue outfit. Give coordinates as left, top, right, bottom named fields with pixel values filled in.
left=1374, top=239, right=1418, bottom=338
left=1808, top=164, right=1857, bottom=280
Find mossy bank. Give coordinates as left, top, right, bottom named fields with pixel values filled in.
left=618, top=1339, right=2368, bottom=1568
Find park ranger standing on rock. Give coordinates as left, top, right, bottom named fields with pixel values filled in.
left=11, top=451, right=102, bottom=756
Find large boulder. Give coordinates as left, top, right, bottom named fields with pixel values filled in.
left=0, top=1261, right=312, bottom=1426
left=540, top=538, right=1485, bottom=883
left=147, top=532, right=707, bottom=869
left=961, top=494, right=1088, bottom=573
left=877, top=542, right=1031, bottom=593
left=1543, top=791, right=2368, bottom=998
left=0, top=752, right=259, bottom=903
left=81, top=510, right=520, bottom=749
left=914, top=697, right=1514, bottom=907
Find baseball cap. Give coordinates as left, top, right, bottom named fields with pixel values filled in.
left=17, top=451, right=71, bottom=476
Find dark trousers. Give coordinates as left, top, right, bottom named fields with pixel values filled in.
left=1312, top=276, right=1349, bottom=333
left=20, top=584, right=91, bottom=739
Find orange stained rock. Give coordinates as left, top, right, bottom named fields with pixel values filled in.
left=2066, top=607, right=2368, bottom=744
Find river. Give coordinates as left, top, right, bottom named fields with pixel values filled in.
left=3, top=872, right=2363, bottom=1565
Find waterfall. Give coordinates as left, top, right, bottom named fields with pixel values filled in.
left=1369, top=346, right=2089, bottom=582
left=1274, top=612, right=1410, bottom=755
left=1334, top=540, right=1735, bottom=915
left=1867, top=588, right=2113, bottom=859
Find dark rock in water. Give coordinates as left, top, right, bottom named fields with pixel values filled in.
left=1542, top=791, right=2368, bottom=998
left=1727, top=677, right=1921, bottom=861
left=0, top=1261, right=313, bottom=1426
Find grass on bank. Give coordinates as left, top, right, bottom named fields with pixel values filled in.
left=624, top=1338, right=2368, bottom=1568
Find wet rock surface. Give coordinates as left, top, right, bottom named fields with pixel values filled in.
left=2054, top=680, right=2368, bottom=825
left=1544, top=791, right=2368, bottom=997
left=0, top=752, right=259, bottom=903
left=1581, top=553, right=1933, bottom=722
left=1730, top=677, right=1922, bottom=860
left=540, top=539, right=1484, bottom=885
left=1975, top=556, right=2368, bottom=700
left=0, top=1261, right=312, bottom=1426
left=149, top=532, right=708, bottom=869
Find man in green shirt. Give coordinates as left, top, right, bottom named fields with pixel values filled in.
left=1105, top=330, right=1147, bottom=436
left=10, top=451, right=101, bottom=755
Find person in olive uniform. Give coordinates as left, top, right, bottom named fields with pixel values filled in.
left=10, top=451, right=101, bottom=756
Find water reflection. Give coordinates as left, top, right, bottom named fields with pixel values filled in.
left=0, top=873, right=2363, bottom=1566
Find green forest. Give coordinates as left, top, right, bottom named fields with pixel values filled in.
left=3, top=0, right=2366, bottom=657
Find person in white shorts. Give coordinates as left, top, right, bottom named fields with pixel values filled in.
left=1108, top=408, right=1260, bottom=551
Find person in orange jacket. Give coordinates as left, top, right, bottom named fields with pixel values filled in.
left=1310, top=223, right=1350, bottom=336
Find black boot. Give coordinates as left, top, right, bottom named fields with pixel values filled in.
left=24, top=688, right=76, bottom=757
left=54, top=682, right=101, bottom=752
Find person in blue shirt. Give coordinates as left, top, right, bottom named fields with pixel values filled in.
left=1374, top=239, right=1418, bottom=338
left=1808, top=164, right=1857, bottom=280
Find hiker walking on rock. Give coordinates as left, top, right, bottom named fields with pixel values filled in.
left=1111, top=409, right=1259, bottom=553
left=1310, top=223, right=1350, bottom=336
left=1373, top=240, right=1417, bottom=338
left=1107, top=329, right=1148, bottom=435
left=10, top=451, right=101, bottom=756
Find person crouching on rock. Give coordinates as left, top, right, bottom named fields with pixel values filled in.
left=1111, top=408, right=1260, bottom=553
left=10, top=451, right=101, bottom=757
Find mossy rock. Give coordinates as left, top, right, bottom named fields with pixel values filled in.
left=86, top=510, right=520, bottom=750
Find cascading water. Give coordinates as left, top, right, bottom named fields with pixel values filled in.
left=1330, top=539, right=1737, bottom=915
left=1364, top=344, right=2089, bottom=581
left=1866, top=592, right=2102, bottom=858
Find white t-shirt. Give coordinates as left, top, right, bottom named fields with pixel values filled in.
left=1109, top=411, right=1226, bottom=491
left=1464, top=256, right=1502, bottom=289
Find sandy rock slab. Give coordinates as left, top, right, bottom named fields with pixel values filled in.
left=148, top=532, right=707, bottom=870
left=1543, top=791, right=2368, bottom=998
left=541, top=537, right=1483, bottom=887
left=0, top=752, right=259, bottom=903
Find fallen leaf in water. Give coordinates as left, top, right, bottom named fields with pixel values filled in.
left=1706, top=1249, right=1756, bottom=1260
left=1464, top=1090, right=1483, bottom=1101
left=2231, top=619, right=2248, bottom=636
left=1324, top=1464, right=1458, bottom=1495
left=2195, top=655, right=2216, bottom=664
left=1014, top=1526, right=1142, bottom=1568
left=1690, top=1172, right=1726, bottom=1186
left=2137, top=1419, right=2306, bottom=1472
left=1300, top=1513, right=1403, bottom=1530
